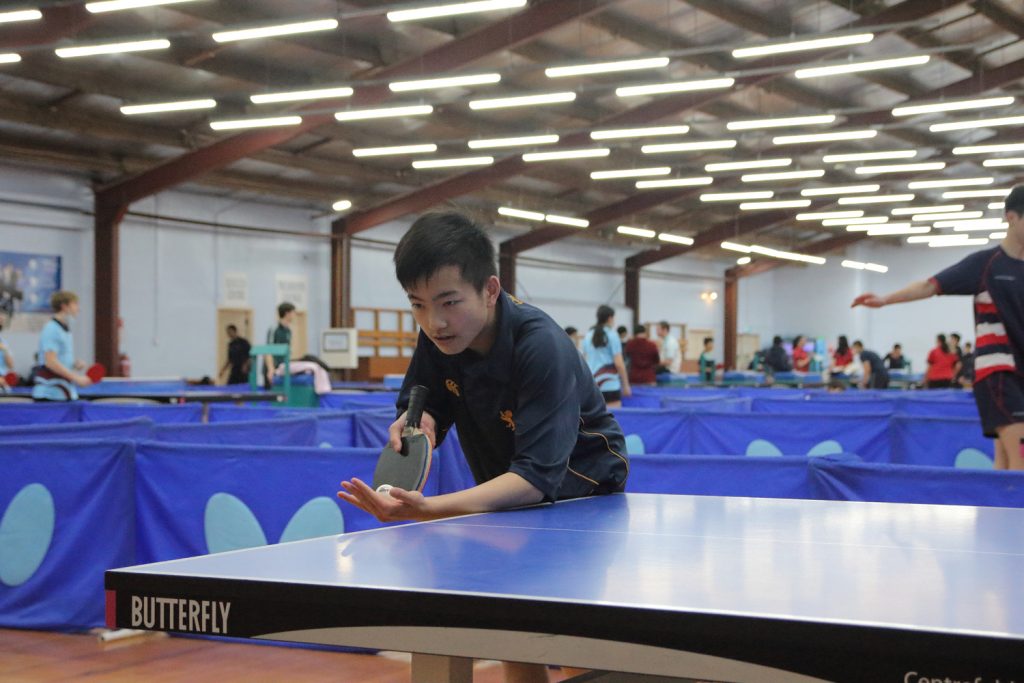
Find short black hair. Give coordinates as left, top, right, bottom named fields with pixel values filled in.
left=564, top=326, right=577, bottom=336
left=278, top=302, right=295, bottom=319
left=658, top=321, right=670, bottom=331
left=226, top=324, right=237, bottom=332
left=951, top=332, right=961, bottom=341
left=852, top=340, right=864, bottom=349
left=394, top=211, right=497, bottom=292
left=772, top=335, right=782, bottom=345
left=1005, top=184, right=1024, bottom=217
left=633, top=324, right=646, bottom=335
left=894, top=343, right=902, bottom=349
left=703, top=337, right=713, bottom=345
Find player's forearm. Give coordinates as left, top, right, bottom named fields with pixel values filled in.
left=879, top=280, right=938, bottom=306
left=423, top=472, right=543, bottom=520
left=3, top=351, right=12, bottom=370
left=44, top=356, right=75, bottom=381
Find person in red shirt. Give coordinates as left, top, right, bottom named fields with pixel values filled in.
left=831, top=335, right=853, bottom=372
left=925, top=333, right=960, bottom=389
left=624, top=324, right=661, bottom=386
left=791, top=335, right=811, bottom=372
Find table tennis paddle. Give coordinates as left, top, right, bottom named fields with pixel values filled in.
left=86, top=363, right=106, bottom=383
left=3, top=372, right=15, bottom=386
left=372, top=384, right=432, bottom=494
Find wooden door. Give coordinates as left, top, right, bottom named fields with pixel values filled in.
left=291, top=310, right=309, bottom=357
left=216, top=308, right=253, bottom=383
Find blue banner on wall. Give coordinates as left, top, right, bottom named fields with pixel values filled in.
left=0, top=440, right=134, bottom=629
left=0, top=250, right=61, bottom=318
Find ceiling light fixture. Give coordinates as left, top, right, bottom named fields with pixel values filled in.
left=0, top=54, right=20, bottom=64
left=890, top=204, right=965, bottom=215
left=892, top=96, right=1014, bottom=117
left=616, top=77, right=735, bottom=98
left=389, top=73, right=501, bottom=92
left=855, top=162, right=945, bottom=174
left=352, top=144, right=438, bottom=157
left=795, top=55, right=929, bottom=79
left=912, top=211, right=984, bottom=222
left=741, top=169, right=825, bottom=182
left=589, top=167, right=671, bottom=180
left=929, top=115, right=1024, bottom=132
left=388, top=0, right=526, bottom=22
left=659, top=233, right=695, bottom=245
left=907, top=177, right=993, bottom=189
left=739, top=199, right=811, bottom=210
left=121, top=98, right=216, bottom=115
left=590, top=125, right=689, bottom=140
left=522, top=148, right=609, bottom=162
left=332, top=199, right=352, bottom=212
left=942, top=189, right=1012, bottom=199
left=212, top=19, right=338, bottom=43
left=86, top=0, right=198, bottom=11
left=469, top=92, right=575, bottom=109
left=55, top=38, right=171, bottom=58
left=732, top=32, right=873, bottom=59
left=953, top=142, right=1024, bottom=155
left=726, top=114, right=835, bottom=130
left=842, top=260, right=889, bottom=272
left=468, top=134, right=558, bottom=149
left=636, top=177, right=714, bottom=188
left=774, top=130, right=876, bottom=145
left=823, top=150, right=917, bottom=163
left=251, top=86, right=353, bottom=104
left=822, top=216, right=889, bottom=226
left=701, top=191, right=773, bottom=202
left=546, top=214, right=589, bottom=228
left=933, top=219, right=1006, bottom=229
left=413, top=156, right=493, bottom=169
left=335, top=105, right=433, bottom=121
left=642, top=140, right=736, bottom=153
left=617, top=226, right=656, bottom=238
left=983, top=158, right=1024, bottom=167
left=796, top=211, right=864, bottom=220
left=837, top=194, right=915, bottom=204
left=546, top=57, right=669, bottom=78
left=210, top=115, right=302, bottom=131
left=865, top=226, right=929, bottom=237
left=705, top=158, right=791, bottom=172
left=498, top=207, right=544, bottom=221
left=0, top=9, right=42, bottom=22
left=800, top=184, right=879, bottom=196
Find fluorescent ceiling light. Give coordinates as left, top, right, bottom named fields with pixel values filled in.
left=636, top=177, right=714, bottom=188
left=823, top=150, right=917, bottom=163
left=741, top=169, right=825, bottom=182
left=843, top=222, right=906, bottom=232
left=251, top=86, right=353, bottom=104
left=855, top=162, right=945, bottom=174
left=332, top=199, right=352, bottom=212
left=546, top=57, right=669, bottom=78
left=801, top=184, right=880, bottom=196
left=659, top=233, right=694, bottom=245
left=121, top=98, right=216, bottom=115
left=942, top=189, right=1012, bottom=199
left=774, top=130, right=876, bottom=145
left=929, top=115, right=1024, bottom=132
left=335, top=105, right=433, bottom=121
left=498, top=207, right=544, bottom=221
left=842, top=260, right=889, bottom=273
left=0, top=9, right=42, bottom=22
left=86, top=0, right=198, bottom=11
left=990, top=231, right=1008, bottom=239
left=721, top=242, right=751, bottom=253
left=822, top=216, right=889, bottom=226
left=701, top=191, right=773, bottom=202
left=389, top=73, right=501, bottom=92
left=617, top=226, right=656, bottom=238
left=740, top=199, right=811, bottom=210
left=988, top=202, right=1005, bottom=210
left=907, top=235, right=972, bottom=244
left=469, top=92, right=575, bottom=110
left=590, top=125, right=689, bottom=140
left=413, top=156, right=493, bottom=169
left=727, top=114, right=835, bottom=130
left=908, top=178, right=993, bottom=189
left=546, top=214, right=588, bottom=228
left=891, top=204, right=964, bottom=215
left=732, top=33, right=873, bottom=59
left=55, top=38, right=170, bottom=58
left=212, top=19, right=338, bottom=43
left=795, top=55, right=929, bottom=79
left=796, top=211, right=864, bottom=220
left=352, top=143, right=438, bottom=157
left=616, top=77, right=734, bottom=98
left=866, top=226, right=929, bottom=237
left=210, top=115, right=302, bottom=131
left=892, top=96, right=1014, bottom=117
left=0, top=53, right=20, bottom=64
left=838, top=194, right=914, bottom=204
left=925, top=238, right=990, bottom=248
left=468, top=134, right=558, bottom=149
left=983, top=158, right=1024, bottom=167
left=935, top=219, right=1006, bottom=229
left=841, top=260, right=866, bottom=270
left=705, top=158, right=791, bottom=172
left=912, top=211, right=984, bottom=222
left=737, top=256, right=752, bottom=265
left=522, top=148, right=609, bottom=162
left=590, top=167, right=670, bottom=180
left=642, top=140, right=736, bottom=154
left=388, top=0, right=526, bottom=22
left=748, top=245, right=826, bottom=264
left=953, top=142, right=1024, bottom=155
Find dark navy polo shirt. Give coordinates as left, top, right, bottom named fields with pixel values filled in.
left=397, top=290, right=629, bottom=502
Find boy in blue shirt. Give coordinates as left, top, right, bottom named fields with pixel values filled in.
left=32, top=290, right=92, bottom=401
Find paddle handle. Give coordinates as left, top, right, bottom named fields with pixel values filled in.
left=404, top=385, right=429, bottom=431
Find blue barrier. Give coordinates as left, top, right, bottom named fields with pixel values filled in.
left=890, top=415, right=993, bottom=468
left=614, top=409, right=690, bottom=455
left=152, top=415, right=318, bottom=447
left=751, top=396, right=896, bottom=415
left=0, top=440, right=134, bottom=629
left=206, top=405, right=355, bottom=449
left=320, top=392, right=398, bottom=411
left=627, top=454, right=822, bottom=499
left=133, top=441, right=441, bottom=564
left=207, top=404, right=289, bottom=421
left=0, top=417, right=154, bottom=443
left=0, top=403, right=81, bottom=425
left=79, top=379, right=188, bottom=396
left=659, top=396, right=752, bottom=413
left=80, top=402, right=203, bottom=424
left=691, top=412, right=892, bottom=461
left=893, top=396, right=979, bottom=418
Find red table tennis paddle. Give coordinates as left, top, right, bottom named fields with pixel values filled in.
left=86, top=363, right=106, bottom=383
left=372, top=385, right=432, bottom=494
left=3, top=372, right=15, bottom=387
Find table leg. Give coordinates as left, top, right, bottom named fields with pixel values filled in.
left=410, top=653, right=473, bottom=683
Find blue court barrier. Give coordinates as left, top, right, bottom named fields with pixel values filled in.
left=659, top=396, right=752, bottom=413
left=691, top=412, right=892, bottom=461
left=812, top=458, right=1024, bottom=507
left=207, top=404, right=291, bottom=421
left=319, top=392, right=398, bottom=411
left=79, top=402, right=203, bottom=424
left=206, top=405, right=355, bottom=449
left=751, top=396, right=897, bottom=415
left=614, top=409, right=691, bottom=454
left=890, top=415, right=993, bottom=468
left=0, top=417, right=154, bottom=443
left=893, top=396, right=979, bottom=418
left=0, top=440, right=134, bottom=629
left=627, top=454, right=822, bottom=499
left=152, top=415, right=318, bottom=447
left=0, top=402, right=81, bottom=425
left=133, top=441, right=441, bottom=564
left=79, top=379, right=189, bottom=396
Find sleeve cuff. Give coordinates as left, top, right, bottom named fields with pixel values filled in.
left=928, top=276, right=943, bottom=295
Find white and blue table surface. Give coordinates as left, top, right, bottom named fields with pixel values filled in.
left=105, top=493, right=1024, bottom=682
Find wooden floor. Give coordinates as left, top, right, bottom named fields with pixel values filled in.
left=0, top=629, right=573, bottom=683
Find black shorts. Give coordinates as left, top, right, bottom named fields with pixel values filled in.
left=972, top=372, right=1024, bottom=438
left=601, top=390, right=622, bottom=404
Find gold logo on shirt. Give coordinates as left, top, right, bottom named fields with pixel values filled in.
left=445, top=379, right=461, bottom=397
left=508, top=294, right=524, bottom=305
left=500, top=410, right=515, bottom=431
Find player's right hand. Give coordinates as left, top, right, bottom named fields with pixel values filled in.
left=851, top=293, right=885, bottom=308
left=388, top=410, right=437, bottom=451
left=73, top=374, right=93, bottom=388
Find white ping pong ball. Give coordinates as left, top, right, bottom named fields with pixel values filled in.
left=376, top=484, right=393, bottom=496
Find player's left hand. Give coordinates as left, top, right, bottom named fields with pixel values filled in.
left=73, top=360, right=86, bottom=371
left=337, top=477, right=430, bottom=523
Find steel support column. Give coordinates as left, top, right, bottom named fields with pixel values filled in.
left=724, top=272, right=739, bottom=370
left=331, top=229, right=352, bottom=328
left=94, top=194, right=127, bottom=375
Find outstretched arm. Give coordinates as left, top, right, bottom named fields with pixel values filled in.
left=852, top=279, right=938, bottom=308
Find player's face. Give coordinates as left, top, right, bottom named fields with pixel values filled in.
left=407, top=266, right=500, bottom=356
left=1008, top=210, right=1023, bottom=241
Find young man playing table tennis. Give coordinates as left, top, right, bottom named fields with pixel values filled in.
left=338, top=211, right=629, bottom=682
left=32, top=290, right=93, bottom=401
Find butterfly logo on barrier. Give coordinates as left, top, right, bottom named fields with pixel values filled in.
left=0, top=483, right=55, bottom=587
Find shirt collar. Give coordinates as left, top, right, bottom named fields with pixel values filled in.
left=459, top=290, right=515, bottom=383
left=52, top=317, right=69, bottom=332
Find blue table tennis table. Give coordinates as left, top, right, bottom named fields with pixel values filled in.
left=105, top=493, right=1024, bottom=682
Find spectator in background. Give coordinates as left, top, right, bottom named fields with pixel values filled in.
left=624, top=324, right=660, bottom=387
left=264, top=302, right=295, bottom=388
left=617, top=325, right=629, bottom=344
left=884, top=343, right=907, bottom=370
left=698, top=337, right=715, bottom=383
left=564, top=326, right=581, bottom=351
left=582, top=304, right=631, bottom=408
left=791, top=334, right=811, bottom=372
left=852, top=340, right=889, bottom=389
left=0, top=310, right=14, bottom=385
left=950, top=332, right=964, bottom=362
left=832, top=335, right=853, bottom=373
left=926, top=333, right=959, bottom=389
left=958, top=341, right=976, bottom=388
left=764, top=335, right=792, bottom=374
left=655, top=321, right=680, bottom=375
left=219, top=324, right=252, bottom=385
